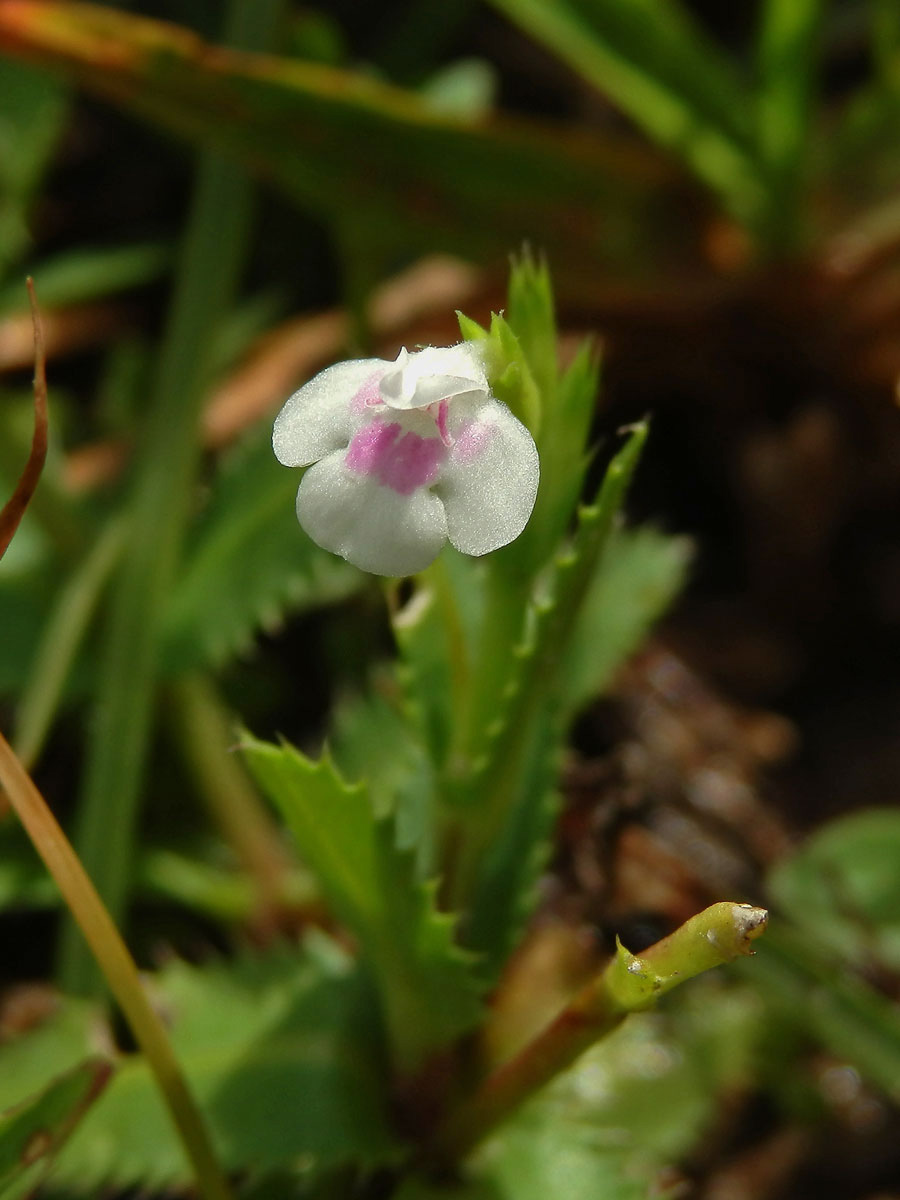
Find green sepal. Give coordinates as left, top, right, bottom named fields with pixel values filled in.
left=456, top=311, right=489, bottom=343
left=457, top=305, right=541, bottom=436
left=486, top=313, right=542, bottom=436
left=505, top=250, right=558, bottom=403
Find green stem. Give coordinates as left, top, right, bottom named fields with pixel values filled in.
left=446, top=426, right=649, bottom=914
left=13, top=517, right=124, bottom=771
left=754, top=0, right=823, bottom=253
left=58, top=0, right=286, bottom=995
left=167, top=673, right=294, bottom=923
left=427, top=902, right=767, bottom=1165
left=0, top=733, right=234, bottom=1200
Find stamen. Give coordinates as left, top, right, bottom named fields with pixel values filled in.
left=434, top=399, right=453, bottom=447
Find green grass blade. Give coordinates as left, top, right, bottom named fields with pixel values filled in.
left=13, top=518, right=124, bottom=769
left=57, top=0, right=286, bottom=996
left=754, top=0, right=824, bottom=250
left=487, top=0, right=765, bottom=223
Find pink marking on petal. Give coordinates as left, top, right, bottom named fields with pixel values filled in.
left=350, top=372, right=385, bottom=414
left=345, top=420, right=401, bottom=472
left=381, top=432, right=445, bottom=494
left=452, top=420, right=493, bottom=463
left=345, top=420, right=446, bottom=495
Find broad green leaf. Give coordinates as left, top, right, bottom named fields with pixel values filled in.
left=487, top=0, right=765, bottom=223
left=768, top=809, right=900, bottom=971
left=0, top=943, right=398, bottom=1193
left=560, top=526, right=692, bottom=712
left=0, top=1, right=684, bottom=277
left=162, top=430, right=366, bottom=672
left=241, top=735, right=484, bottom=1072
left=0, top=1059, right=111, bottom=1196
left=747, top=925, right=900, bottom=1105
left=0, top=1000, right=99, bottom=1116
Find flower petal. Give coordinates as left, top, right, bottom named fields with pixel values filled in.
left=436, top=397, right=539, bottom=556
left=379, top=343, right=488, bottom=410
left=273, top=359, right=387, bottom=467
left=296, top=452, right=448, bottom=576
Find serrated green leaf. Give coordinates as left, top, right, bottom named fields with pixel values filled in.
left=162, top=431, right=366, bottom=671
left=242, top=734, right=483, bottom=1072
left=505, top=252, right=558, bottom=404
left=0, top=943, right=398, bottom=1193
left=480, top=256, right=598, bottom=570
left=459, top=424, right=651, bottom=973
left=0, top=1059, right=111, bottom=1195
left=331, top=682, right=437, bottom=876
left=560, top=526, right=692, bottom=712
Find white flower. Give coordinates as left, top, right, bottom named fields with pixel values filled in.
left=273, top=343, right=540, bottom=576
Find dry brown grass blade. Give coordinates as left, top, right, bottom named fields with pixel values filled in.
left=0, top=279, right=48, bottom=562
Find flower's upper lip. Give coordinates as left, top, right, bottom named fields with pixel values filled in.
left=378, top=344, right=489, bottom=410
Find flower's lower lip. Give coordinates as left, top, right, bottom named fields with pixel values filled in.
left=345, top=421, right=445, bottom=495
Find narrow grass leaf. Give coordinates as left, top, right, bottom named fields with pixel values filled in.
left=487, top=0, right=764, bottom=221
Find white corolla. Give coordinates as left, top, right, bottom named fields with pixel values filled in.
left=273, top=343, right=539, bottom=576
